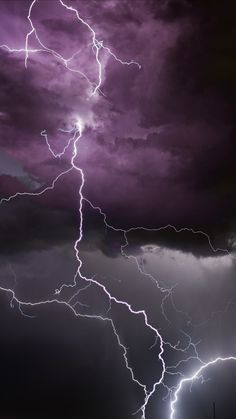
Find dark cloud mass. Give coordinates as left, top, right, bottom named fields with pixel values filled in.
left=1, top=1, right=236, bottom=418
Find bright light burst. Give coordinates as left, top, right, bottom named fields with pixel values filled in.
left=0, top=1, right=235, bottom=419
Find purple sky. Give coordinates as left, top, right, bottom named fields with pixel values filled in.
left=1, top=1, right=236, bottom=418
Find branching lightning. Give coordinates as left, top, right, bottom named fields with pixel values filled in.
left=170, top=356, right=236, bottom=419
left=1, top=0, right=140, bottom=96
left=0, top=1, right=235, bottom=418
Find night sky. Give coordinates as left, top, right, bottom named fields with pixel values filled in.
left=0, top=0, right=236, bottom=418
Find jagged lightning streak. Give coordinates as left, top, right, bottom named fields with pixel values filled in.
left=42, top=119, right=211, bottom=419
left=0, top=0, right=140, bottom=95
left=40, top=126, right=79, bottom=159
left=0, top=1, right=234, bottom=419
left=0, top=120, right=149, bottom=401
left=0, top=167, right=73, bottom=204
left=59, top=0, right=141, bottom=96
left=170, top=356, right=236, bottom=419
left=67, top=115, right=166, bottom=417
left=0, top=0, right=156, bottom=414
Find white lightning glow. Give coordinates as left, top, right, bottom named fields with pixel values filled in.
left=0, top=0, right=141, bottom=96
left=0, top=1, right=234, bottom=419
left=170, top=356, right=236, bottom=419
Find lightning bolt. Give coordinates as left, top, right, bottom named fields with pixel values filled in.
left=170, top=356, right=236, bottom=419
left=1, top=0, right=140, bottom=96
left=0, top=1, right=234, bottom=419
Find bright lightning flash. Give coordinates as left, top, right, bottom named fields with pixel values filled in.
left=170, top=357, right=236, bottom=419
left=0, top=1, right=235, bottom=419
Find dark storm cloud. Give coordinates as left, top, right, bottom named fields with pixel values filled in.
left=1, top=3, right=236, bottom=419
left=0, top=198, right=76, bottom=255
left=0, top=0, right=235, bottom=259
left=0, top=171, right=125, bottom=259
left=71, top=0, right=236, bottom=256
left=71, top=126, right=233, bottom=256
left=0, top=49, right=79, bottom=144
